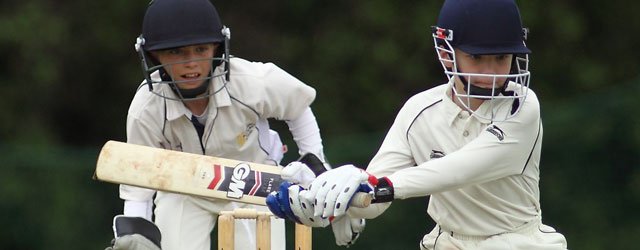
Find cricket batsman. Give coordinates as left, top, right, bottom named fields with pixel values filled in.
left=268, top=0, right=569, bottom=249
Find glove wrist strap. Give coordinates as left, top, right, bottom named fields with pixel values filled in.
left=372, top=177, right=394, bottom=203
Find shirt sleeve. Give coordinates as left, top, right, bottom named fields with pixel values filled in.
left=387, top=98, right=542, bottom=199
left=285, top=107, right=327, bottom=163
left=345, top=98, right=422, bottom=219
left=257, top=62, right=317, bottom=120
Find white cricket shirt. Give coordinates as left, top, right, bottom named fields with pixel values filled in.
left=120, top=57, right=316, bottom=201
left=350, top=81, right=543, bottom=236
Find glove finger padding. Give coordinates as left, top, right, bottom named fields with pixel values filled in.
left=266, top=181, right=330, bottom=227
left=332, top=174, right=372, bottom=217
left=305, top=165, right=369, bottom=218
left=266, top=182, right=298, bottom=222
left=331, top=216, right=366, bottom=246
left=288, top=186, right=330, bottom=227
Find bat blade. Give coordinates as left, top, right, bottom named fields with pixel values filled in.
left=95, top=140, right=371, bottom=207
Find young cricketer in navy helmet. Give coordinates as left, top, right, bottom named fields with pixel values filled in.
left=268, top=0, right=569, bottom=249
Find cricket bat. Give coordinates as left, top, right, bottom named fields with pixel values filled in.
left=94, top=140, right=372, bottom=208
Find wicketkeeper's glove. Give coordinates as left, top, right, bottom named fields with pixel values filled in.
left=105, top=215, right=161, bottom=250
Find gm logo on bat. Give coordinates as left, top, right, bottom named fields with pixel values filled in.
left=227, top=163, right=251, bottom=199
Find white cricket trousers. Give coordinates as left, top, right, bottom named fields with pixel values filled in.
left=419, top=220, right=567, bottom=250
left=154, top=192, right=286, bottom=250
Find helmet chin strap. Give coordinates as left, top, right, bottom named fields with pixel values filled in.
left=460, top=76, right=508, bottom=98
left=161, top=69, right=211, bottom=99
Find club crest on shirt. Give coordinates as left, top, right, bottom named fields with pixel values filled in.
left=430, top=150, right=445, bottom=159
left=236, top=123, right=256, bottom=146
left=486, top=125, right=505, bottom=141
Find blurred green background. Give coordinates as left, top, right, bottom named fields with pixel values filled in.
left=1, top=0, right=638, bottom=249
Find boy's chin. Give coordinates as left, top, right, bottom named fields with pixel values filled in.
left=177, top=80, right=206, bottom=89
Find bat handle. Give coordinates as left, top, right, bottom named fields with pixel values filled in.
left=350, top=192, right=373, bottom=208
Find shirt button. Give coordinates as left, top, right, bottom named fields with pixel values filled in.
left=463, top=130, right=469, bottom=137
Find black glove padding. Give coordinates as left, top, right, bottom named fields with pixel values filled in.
left=297, top=152, right=329, bottom=176
left=105, top=215, right=162, bottom=250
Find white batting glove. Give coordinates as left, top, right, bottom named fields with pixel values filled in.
left=281, top=161, right=317, bottom=188
left=303, top=164, right=371, bottom=218
left=287, top=185, right=330, bottom=227
left=331, top=215, right=366, bottom=247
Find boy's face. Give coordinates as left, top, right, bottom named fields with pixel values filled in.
left=453, top=48, right=513, bottom=93
left=151, top=43, right=218, bottom=90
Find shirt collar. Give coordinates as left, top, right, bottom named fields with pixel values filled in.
left=443, top=87, right=463, bottom=126
left=442, top=80, right=493, bottom=126
left=473, top=100, right=499, bottom=124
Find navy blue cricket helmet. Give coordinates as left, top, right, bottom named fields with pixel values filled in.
left=134, top=0, right=231, bottom=100
left=431, top=0, right=532, bottom=122
left=436, top=0, right=530, bottom=55
left=141, top=0, right=226, bottom=51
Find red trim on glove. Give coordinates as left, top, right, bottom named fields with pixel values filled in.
left=367, top=173, right=378, bottom=186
